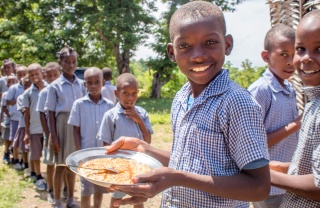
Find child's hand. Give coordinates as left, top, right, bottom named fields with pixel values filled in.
left=269, top=161, right=290, bottom=173
left=109, top=167, right=174, bottom=206
left=124, top=108, right=142, bottom=124
left=51, top=134, right=60, bottom=153
left=35, top=80, right=45, bottom=91
left=106, top=136, right=149, bottom=154
left=24, top=134, right=30, bottom=145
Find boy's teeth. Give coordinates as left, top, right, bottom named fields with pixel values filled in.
left=303, top=69, right=320, bottom=74
left=193, top=66, right=209, bottom=72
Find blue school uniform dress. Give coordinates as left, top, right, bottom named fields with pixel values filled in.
left=161, top=69, right=269, bottom=208
left=97, top=102, right=153, bottom=144
left=248, top=68, right=299, bottom=196
left=280, top=85, right=320, bottom=208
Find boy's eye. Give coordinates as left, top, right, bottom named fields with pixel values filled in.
left=178, top=44, right=190, bottom=49
left=296, top=47, right=305, bottom=51
left=281, top=53, right=288, bottom=57
left=206, top=40, right=217, bottom=45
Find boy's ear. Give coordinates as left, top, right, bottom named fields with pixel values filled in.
left=261, top=50, right=269, bottom=63
left=102, top=80, right=105, bottom=86
left=167, top=43, right=176, bottom=63
left=84, top=81, right=87, bottom=88
left=224, top=35, right=233, bottom=56
left=114, top=89, right=119, bottom=97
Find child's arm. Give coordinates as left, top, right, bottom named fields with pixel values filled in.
left=73, top=126, right=81, bottom=150
left=2, top=106, right=10, bottom=118
left=6, top=100, right=16, bottom=106
left=39, top=112, right=50, bottom=147
left=271, top=171, right=320, bottom=201
left=269, top=161, right=290, bottom=173
left=267, top=115, right=302, bottom=148
left=49, top=111, right=59, bottom=153
left=124, top=108, right=152, bottom=143
left=24, top=107, right=30, bottom=145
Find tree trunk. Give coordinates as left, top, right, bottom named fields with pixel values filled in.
left=113, top=44, right=130, bottom=74
left=150, top=72, right=162, bottom=98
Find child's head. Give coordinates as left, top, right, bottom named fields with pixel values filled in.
left=115, top=73, right=139, bottom=109
left=84, top=67, right=104, bottom=97
left=16, top=65, right=28, bottom=82
left=21, top=74, right=32, bottom=90
left=27, top=63, right=43, bottom=84
left=102, top=67, right=113, bottom=81
left=294, top=10, right=320, bottom=87
left=6, top=74, right=18, bottom=88
left=167, top=1, right=233, bottom=88
left=2, top=59, right=15, bottom=76
left=56, top=45, right=78, bottom=76
left=45, top=62, right=61, bottom=84
left=262, top=24, right=295, bottom=83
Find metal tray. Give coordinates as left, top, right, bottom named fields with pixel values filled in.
left=66, top=147, right=162, bottom=187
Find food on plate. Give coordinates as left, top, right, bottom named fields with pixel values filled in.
left=79, top=157, right=152, bottom=184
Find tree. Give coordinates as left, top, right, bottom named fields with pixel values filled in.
left=148, top=0, right=245, bottom=98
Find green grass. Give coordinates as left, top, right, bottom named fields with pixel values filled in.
left=136, top=98, right=172, bottom=125
left=0, top=152, right=33, bottom=208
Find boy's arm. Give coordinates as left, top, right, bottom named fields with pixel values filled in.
left=267, top=115, right=302, bottom=148
left=24, top=107, right=30, bottom=144
left=39, top=112, right=50, bottom=147
left=271, top=171, right=320, bottom=201
left=6, top=100, right=16, bottom=106
left=48, top=111, right=59, bottom=153
left=2, top=106, right=10, bottom=118
left=73, top=126, right=81, bottom=150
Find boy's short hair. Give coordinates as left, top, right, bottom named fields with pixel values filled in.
left=102, top=67, right=113, bottom=81
left=6, top=74, right=17, bottom=82
left=27, top=63, right=42, bottom=72
left=84, top=67, right=103, bottom=81
left=169, top=1, right=226, bottom=41
left=264, top=24, right=295, bottom=51
left=116, top=73, right=138, bottom=91
left=45, top=62, right=61, bottom=72
left=56, top=45, right=78, bottom=61
left=16, top=65, right=27, bottom=72
left=2, top=59, right=15, bottom=67
left=301, top=9, right=320, bottom=22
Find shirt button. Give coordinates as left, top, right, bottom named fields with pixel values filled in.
left=166, top=201, right=171, bottom=207
left=96, top=121, right=99, bottom=124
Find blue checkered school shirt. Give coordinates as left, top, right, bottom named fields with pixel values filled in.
left=280, top=85, right=320, bottom=208
left=161, top=69, right=269, bottom=208
left=248, top=68, right=299, bottom=195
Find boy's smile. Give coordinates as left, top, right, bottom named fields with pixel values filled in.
left=294, top=17, right=320, bottom=87
left=167, top=17, right=232, bottom=96
left=116, top=82, right=139, bottom=109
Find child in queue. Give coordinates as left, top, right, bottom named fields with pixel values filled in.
left=45, top=45, right=86, bottom=208
left=22, top=63, right=47, bottom=190
left=1, top=74, right=18, bottom=164
left=98, top=73, right=153, bottom=208
left=105, top=1, right=270, bottom=208
left=68, top=67, right=114, bottom=208
left=101, top=67, right=117, bottom=104
left=36, top=62, right=61, bottom=204
left=6, top=65, right=28, bottom=170
left=248, top=24, right=300, bottom=208
left=269, top=10, right=320, bottom=207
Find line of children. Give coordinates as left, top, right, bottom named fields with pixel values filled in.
left=101, top=67, right=117, bottom=104
left=68, top=67, right=114, bottom=208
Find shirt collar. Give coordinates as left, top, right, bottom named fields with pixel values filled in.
left=105, top=81, right=112, bottom=85
left=263, top=68, right=293, bottom=94
left=303, top=85, right=320, bottom=100
left=83, top=93, right=106, bottom=104
left=177, top=68, right=230, bottom=108
left=59, top=74, right=81, bottom=85
left=30, top=81, right=48, bottom=91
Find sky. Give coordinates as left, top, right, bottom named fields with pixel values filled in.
left=134, top=0, right=271, bottom=68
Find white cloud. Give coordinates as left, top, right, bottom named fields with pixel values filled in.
left=134, top=0, right=271, bottom=68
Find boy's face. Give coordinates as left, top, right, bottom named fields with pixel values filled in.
left=167, top=17, right=232, bottom=88
left=28, top=68, right=43, bottom=84
left=46, top=68, right=61, bottom=84
left=115, top=82, right=139, bottom=109
left=262, top=36, right=295, bottom=83
left=3, top=63, right=14, bottom=76
left=294, top=18, right=320, bottom=87
left=59, top=55, right=77, bottom=76
left=6, top=78, right=17, bottom=88
left=16, top=69, right=27, bottom=82
left=22, top=78, right=32, bottom=90
left=84, top=74, right=104, bottom=96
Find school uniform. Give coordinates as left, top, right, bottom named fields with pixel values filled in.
left=68, top=94, right=114, bottom=196
left=280, top=85, right=320, bottom=208
left=101, top=81, right=117, bottom=104
left=0, top=76, right=8, bottom=95
left=22, top=83, right=47, bottom=160
left=36, top=86, right=54, bottom=165
left=161, top=69, right=269, bottom=208
left=98, top=102, right=153, bottom=144
left=248, top=68, right=299, bottom=203
left=12, top=94, right=27, bottom=153
left=6, top=82, right=24, bottom=140
left=45, top=74, right=86, bottom=164
left=1, top=92, right=10, bottom=140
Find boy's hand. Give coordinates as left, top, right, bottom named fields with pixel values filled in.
left=269, top=161, right=290, bottom=173
left=51, top=134, right=60, bottom=153
left=106, top=136, right=149, bottom=154
left=109, top=167, right=174, bottom=206
left=124, top=108, right=142, bottom=124
left=24, top=134, right=30, bottom=145
left=35, top=80, right=45, bottom=91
